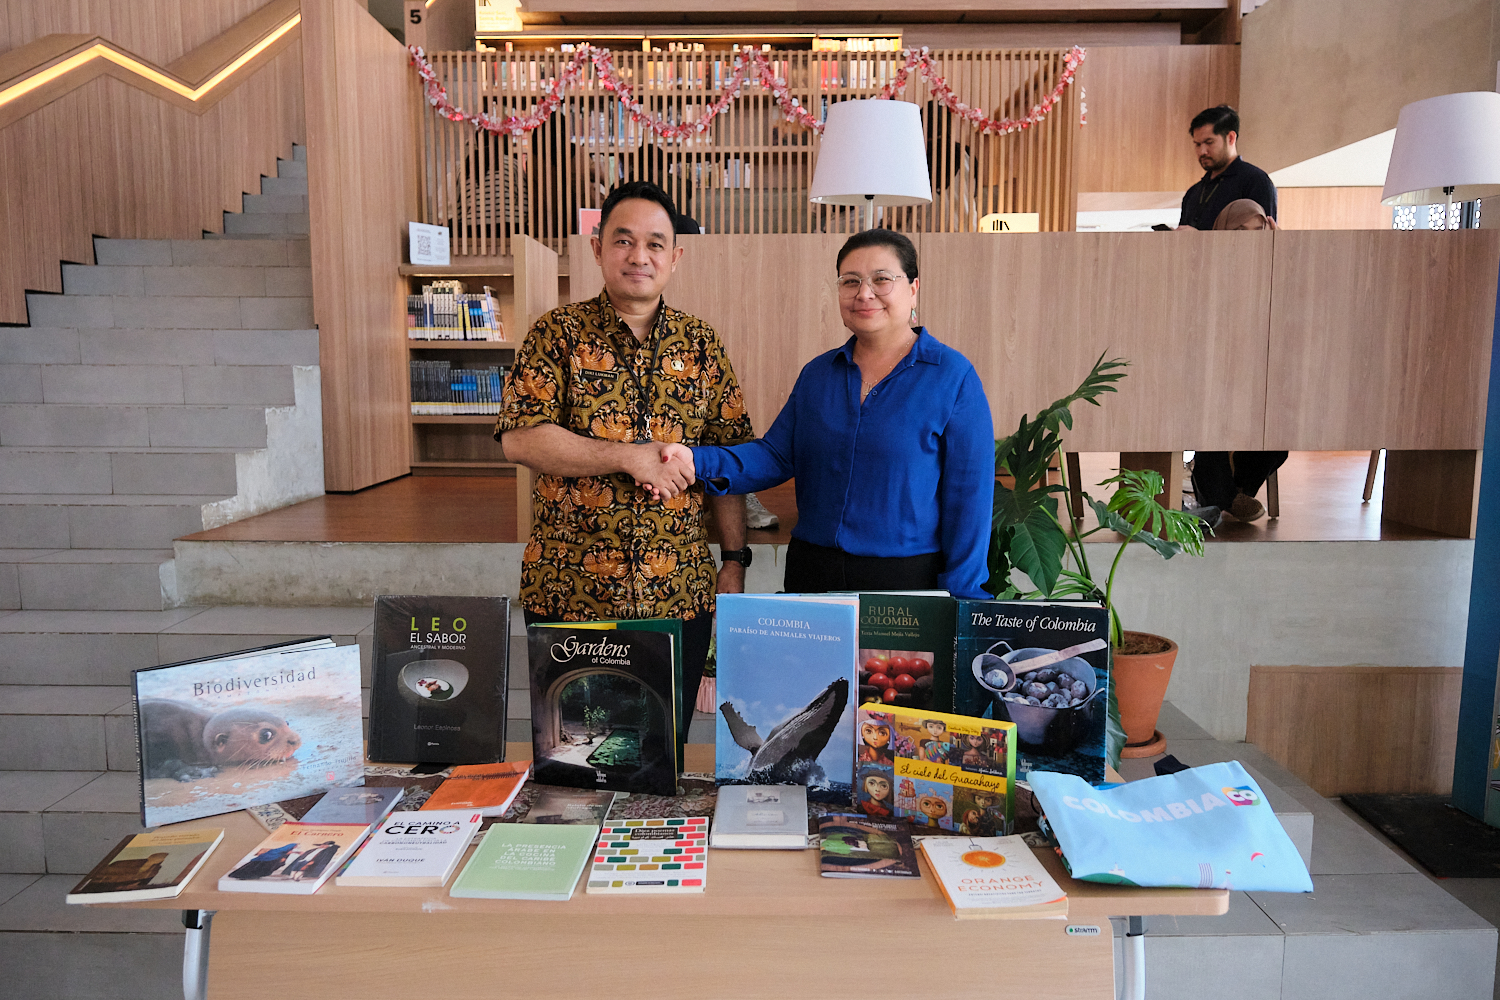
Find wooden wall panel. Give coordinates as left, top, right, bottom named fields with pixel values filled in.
left=1075, top=45, right=1239, bottom=194
left=1246, top=665, right=1463, bottom=796
left=0, top=0, right=278, bottom=62
left=1277, top=187, right=1389, bottom=230
left=1265, top=230, right=1500, bottom=450
left=304, top=0, right=417, bottom=491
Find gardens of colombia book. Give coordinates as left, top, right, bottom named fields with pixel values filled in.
left=367, top=595, right=511, bottom=764
left=133, top=640, right=364, bottom=828
left=715, top=594, right=859, bottom=804
left=527, top=625, right=678, bottom=796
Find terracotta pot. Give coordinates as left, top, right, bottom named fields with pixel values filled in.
left=694, top=676, right=717, bottom=715
left=1113, top=631, right=1178, bottom=747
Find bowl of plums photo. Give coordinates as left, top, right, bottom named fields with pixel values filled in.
left=970, top=638, right=1105, bottom=754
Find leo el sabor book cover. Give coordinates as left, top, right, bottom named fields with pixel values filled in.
left=527, top=625, right=677, bottom=796
left=368, top=595, right=510, bottom=764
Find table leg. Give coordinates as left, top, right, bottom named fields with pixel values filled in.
left=1122, top=915, right=1147, bottom=1000
left=182, top=909, right=215, bottom=1000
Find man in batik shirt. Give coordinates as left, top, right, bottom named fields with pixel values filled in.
left=497, top=181, right=755, bottom=716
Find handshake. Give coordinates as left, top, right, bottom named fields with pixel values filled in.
left=632, top=442, right=697, bottom=501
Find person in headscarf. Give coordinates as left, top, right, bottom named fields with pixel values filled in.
left=1212, top=198, right=1279, bottom=231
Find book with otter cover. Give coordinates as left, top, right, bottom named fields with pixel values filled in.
left=367, top=595, right=511, bottom=765
left=526, top=625, right=678, bottom=796
left=132, top=638, right=365, bottom=828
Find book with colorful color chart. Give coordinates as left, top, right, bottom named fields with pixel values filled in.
left=854, top=592, right=956, bottom=713
left=449, top=821, right=601, bottom=901
left=854, top=703, right=1016, bottom=838
left=917, top=834, right=1068, bottom=919
left=952, top=600, right=1111, bottom=785
left=817, top=814, right=919, bottom=878
left=586, top=817, right=709, bottom=893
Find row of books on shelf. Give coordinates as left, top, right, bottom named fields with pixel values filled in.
left=408, top=281, right=504, bottom=341
left=410, top=361, right=505, bottom=415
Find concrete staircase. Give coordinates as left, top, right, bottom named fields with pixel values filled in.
left=0, top=146, right=321, bottom=613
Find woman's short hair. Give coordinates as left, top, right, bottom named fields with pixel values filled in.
left=835, top=228, right=919, bottom=281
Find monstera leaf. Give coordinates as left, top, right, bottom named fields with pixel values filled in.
left=989, top=483, right=1069, bottom=596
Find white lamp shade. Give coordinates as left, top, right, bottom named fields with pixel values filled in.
left=809, top=99, right=932, bottom=207
left=1381, top=91, right=1500, bottom=206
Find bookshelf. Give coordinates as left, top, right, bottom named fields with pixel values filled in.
left=405, top=234, right=559, bottom=536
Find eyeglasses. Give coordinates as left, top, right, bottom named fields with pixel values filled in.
left=836, top=271, right=908, bottom=297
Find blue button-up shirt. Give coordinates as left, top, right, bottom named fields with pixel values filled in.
left=691, top=327, right=995, bottom=599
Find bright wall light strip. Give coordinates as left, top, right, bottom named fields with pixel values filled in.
left=0, top=13, right=300, bottom=110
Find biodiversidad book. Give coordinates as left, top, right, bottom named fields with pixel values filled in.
left=367, top=595, right=511, bottom=764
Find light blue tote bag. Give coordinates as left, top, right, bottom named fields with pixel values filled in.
left=1029, top=761, right=1313, bottom=892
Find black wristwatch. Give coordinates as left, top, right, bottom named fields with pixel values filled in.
left=719, top=547, right=753, bottom=568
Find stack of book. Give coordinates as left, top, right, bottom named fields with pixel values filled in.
left=408, top=282, right=503, bottom=341
left=409, top=361, right=504, bottom=416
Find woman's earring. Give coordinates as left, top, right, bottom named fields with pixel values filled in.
left=910, top=307, right=918, bottom=324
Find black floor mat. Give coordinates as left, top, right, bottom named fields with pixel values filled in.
left=1342, top=793, right=1500, bottom=878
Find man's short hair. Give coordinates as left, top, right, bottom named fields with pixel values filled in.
left=599, top=181, right=680, bottom=242
left=1190, top=105, right=1239, bottom=137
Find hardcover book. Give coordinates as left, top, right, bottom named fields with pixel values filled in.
left=952, top=600, right=1111, bottom=785
left=855, top=592, right=956, bottom=713
left=527, top=625, right=678, bottom=796
left=66, top=828, right=224, bottom=904
left=817, top=814, right=919, bottom=878
left=917, top=834, right=1068, bottom=919
left=300, top=786, right=404, bottom=827
left=586, top=817, right=708, bottom=893
left=133, top=639, right=365, bottom=828
left=710, top=784, right=809, bottom=849
left=217, top=822, right=372, bottom=895
left=521, top=786, right=617, bottom=825
left=854, top=704, right=1016, bottom=837
left=715, top=594, right=859, bottom=804
left=420, top=761, right=532, bottom=817
left=449, top=822, right=602, bottom=900
left=367, top=595, right=511, bottom=764
left=336, top=809, right=485, bottom=888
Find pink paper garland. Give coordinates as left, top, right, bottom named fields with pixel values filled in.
left=409, top=44, right=1087, bottom=142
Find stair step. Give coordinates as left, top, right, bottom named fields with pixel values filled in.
left=0, top=771, right=145, bottom=872
left=242, top=193, right=309, bottom=214
left=8, top=364, right=295, bottom=406
left=0, top=329, right=81, bottom=365
left=25, top=292, right=313, bottom=331
left=260, top=175, right=308, bottom=196
left=63, top=265, right=310, bottom=299
left=292, top=144, right=306, bottom=162
left=0, top=449, right=239, bottom=496
left=0, top=496, right=216, bottom=550
left=277, top=157, right=307, bottom=178
left=0, top=688, right=133, bottom=774
left=0, top=404, right=268, bottom=449
left=3, top=549, right=172, bottom=611
left=92, top=237, right=309, bottom=268
left=63, top=328, right=316, bottom=367
left=222, top=212, right=309, bottom=237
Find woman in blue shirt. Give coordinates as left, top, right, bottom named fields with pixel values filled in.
left=684, top=229, right=996, bottom=599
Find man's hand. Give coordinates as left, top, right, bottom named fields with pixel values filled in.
left=716, top=559, right=745, bottom=594
left=630, top=442, right=695, bottom=500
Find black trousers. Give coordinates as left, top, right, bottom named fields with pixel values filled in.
left=1193, top=451, right=1289, bottom=509
left=522, top=609, right=712, bottom=735
left=783, top=536, right=943, bottom=593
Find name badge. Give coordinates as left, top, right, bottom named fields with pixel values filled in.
left=579, top=368, right=618, bottom=381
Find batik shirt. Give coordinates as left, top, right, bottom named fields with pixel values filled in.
left=496, top=290, right=755, bottom=622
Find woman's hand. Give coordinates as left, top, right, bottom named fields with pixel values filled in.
left=633, top=442, right=696, bottom=500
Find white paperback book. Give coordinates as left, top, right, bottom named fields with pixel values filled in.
left=336, top=809, right=485, bottom=888
left=917, top=834, right=1068, bottom=919
left=710, top=784, right=809, bottom=849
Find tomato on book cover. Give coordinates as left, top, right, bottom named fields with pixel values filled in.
left=856, top=592, right=956, bottom=713
left=367, top=595, right=511, bottom=764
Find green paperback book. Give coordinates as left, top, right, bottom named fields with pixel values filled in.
left=448, top=822, right=601, bottom=901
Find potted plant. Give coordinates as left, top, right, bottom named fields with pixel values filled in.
left=987, top=354, right=1208, bottom=758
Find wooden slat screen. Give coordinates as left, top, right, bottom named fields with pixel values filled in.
left=415, top=47, right=1080, bottom=257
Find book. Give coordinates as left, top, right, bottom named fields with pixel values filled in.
left=66, top=828, right=224, bottom=904
left=855, top=704, right=1016, bottom=837
left=586, top=817, right=708, bottom=893
left=710, top=784, right=809, bottom=849
left=521, top=786, right=617, bottom=825
left=855, top=592, right=956, bottom=713
left=133, top=639, right=365, bottom=828
left=952, top=600, right=1112, bottom=785
left=527, top=625, right=678, bottom=796
left=335, top=809, right=485, bottom=887
left=714, top=594, right=859, bottom=804
left=217, top=822, right=372, bottom=894
left=300, top=786, right=404, bottom=827
left=817, top=814, right=919, bottom=878
left=367, top=595, right=512, bottom=764
left=420, top=760, right=532, bottom=817
left=449, top=822, right=602, bottom=900
left=917, top=835, right=1068, bottom=919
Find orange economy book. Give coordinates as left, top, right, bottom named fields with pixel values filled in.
left=420, top=760, right=532, bottom=817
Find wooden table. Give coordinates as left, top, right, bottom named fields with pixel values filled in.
left=107, top=745, right=1227, bottom=1000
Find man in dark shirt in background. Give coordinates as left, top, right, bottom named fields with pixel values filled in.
left=1178, top=105, right=1277, bottom=231
left=1178, top=105, right=1285, bottom=522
